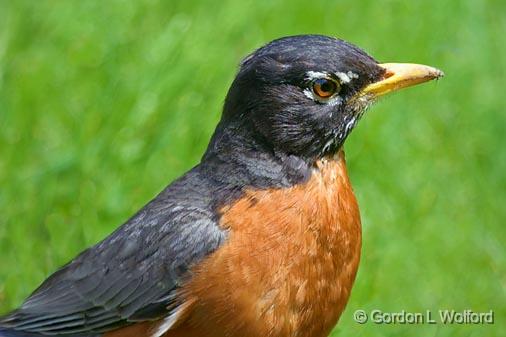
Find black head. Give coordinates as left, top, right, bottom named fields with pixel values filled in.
left=220, top=35, right=385, bottom=161
left=203, top=34, right=443, bottom=180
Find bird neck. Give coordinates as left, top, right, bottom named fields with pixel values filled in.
left=200, top=120, right=312, bottom=191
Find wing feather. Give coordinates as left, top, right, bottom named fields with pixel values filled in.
left=0, top=170, right=228, bottom=335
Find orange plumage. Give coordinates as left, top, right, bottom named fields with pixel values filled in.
left=107, top=151, right=361, bottom=337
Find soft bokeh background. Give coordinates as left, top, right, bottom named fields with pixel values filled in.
left=1, top=0, right=505, bottom=336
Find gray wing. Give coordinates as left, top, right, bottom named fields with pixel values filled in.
left=0, top=172, right=228, bottom=335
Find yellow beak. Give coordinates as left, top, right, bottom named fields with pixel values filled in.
left=361, top=63, right=444, bottom=97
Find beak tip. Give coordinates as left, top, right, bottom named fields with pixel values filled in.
left=433, top=67, right=445, bottom=79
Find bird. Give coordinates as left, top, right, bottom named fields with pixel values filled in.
left=0, top=35, right=443, bottom=337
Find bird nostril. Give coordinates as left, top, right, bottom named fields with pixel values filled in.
left=383, top=69, right=395, bottom=79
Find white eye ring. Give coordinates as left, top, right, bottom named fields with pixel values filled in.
left=302, top=75, right=343, bottom=105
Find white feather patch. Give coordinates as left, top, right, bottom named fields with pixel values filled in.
left=305, top=70, right=328, bottom=81
left=151, top=300, right=194, bottom=337
left=335, top=71, right=359, bottom=84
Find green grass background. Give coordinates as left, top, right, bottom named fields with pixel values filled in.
left=0, top=0, right=505, bottom=336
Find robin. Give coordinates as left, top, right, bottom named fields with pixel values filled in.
left=0, top=35, right=443, bottom=337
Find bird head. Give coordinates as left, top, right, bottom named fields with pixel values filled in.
left=219, top=35, right=443, bottom=162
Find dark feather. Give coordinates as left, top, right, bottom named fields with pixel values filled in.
left=0, top=167, right=228, bottom=335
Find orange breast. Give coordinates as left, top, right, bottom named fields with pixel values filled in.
left=165, top=150, right=362, bottom=337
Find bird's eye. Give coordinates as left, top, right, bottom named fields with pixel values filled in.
left=312, top=78, right=340, bottom=99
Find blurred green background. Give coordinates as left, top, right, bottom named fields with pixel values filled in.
left=0, top=0, right=505, bottom=336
